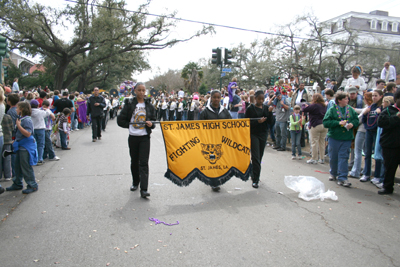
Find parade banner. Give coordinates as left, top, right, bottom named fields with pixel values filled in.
left=161, top=119, right=252, bottom=187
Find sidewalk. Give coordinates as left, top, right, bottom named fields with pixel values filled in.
left=0, top=127, right=89, bottom=223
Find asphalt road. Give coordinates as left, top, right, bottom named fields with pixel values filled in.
left=0, top=118, right=399, bottom=267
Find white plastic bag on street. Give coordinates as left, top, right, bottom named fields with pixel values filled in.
left=284, top=176, right=338, bottom=201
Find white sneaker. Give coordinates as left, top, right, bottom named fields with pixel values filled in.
left=338, top=180, right=352, bottom=187
left=292, top=156, right=296, bottom=160
left=297, top=156, right=303, bottom=160
left=371, top=178, right=380, bottom=184
left=318, top=159, right=325, bottom=164
left=4, top=177, right=11, bottom=181
left=359, top=175, right=370, bottom=182
left=307, top=159, right=317, bottom=164
left=375, top=183, right=383, bottom=189
left=49, top=156, right=60, bottom=161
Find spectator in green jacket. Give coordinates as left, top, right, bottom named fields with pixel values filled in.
left=323, top=91, right=359, bottom=187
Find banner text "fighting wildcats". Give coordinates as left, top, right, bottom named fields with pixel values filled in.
left=168, top=137, right=201, bottom=162
left=221, top=136, right=250, bottom=155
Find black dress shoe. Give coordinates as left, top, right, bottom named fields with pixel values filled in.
left=252, top=182, right=259, bottom=189
left=273, top=146, right=281, bottom=150
left=277, top=148, right=286, bottom=151
left=130, top=185, right=138, bottom=191
left=211, top=186, right=220, bottom=192
left=140, top=190, right=150, bottom=198
left=378, top=189, right=393, bottom=195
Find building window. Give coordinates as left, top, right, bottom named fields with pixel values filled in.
left=392, top=22, right=399, bottom=32
left=337, top=19, right=344, bottom=30
left=382, top=21, right=388, bottom=31
left=370, top=19, right=377, bottom=30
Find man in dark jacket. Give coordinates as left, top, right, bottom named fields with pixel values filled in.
left=377, top=90, right=400, bottom=195
left=87, top=87, right=106, bottom=142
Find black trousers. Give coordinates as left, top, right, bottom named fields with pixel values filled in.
left=176, top=111, right=182, bottom=121
left=250, top=134, right=267, bottom=183
left=188, top=111, right=194, bottom=120
left=129, top=135, right=150, bottom=191
left=160, top=109, right=167, bottom=121
left=91, top=116, right=102, bottom=139
left=102, top=110, right=108, bottom=130
left=382, top=147, right=400, bottom=192
left=168, top=110, right=175, bottom=121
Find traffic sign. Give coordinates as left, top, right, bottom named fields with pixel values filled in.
left=222, top=68, right=232, bottom=72
left=221, top=73, right=226, bottom=77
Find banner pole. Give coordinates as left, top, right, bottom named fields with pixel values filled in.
left=129, top=118, right=264, bottom=125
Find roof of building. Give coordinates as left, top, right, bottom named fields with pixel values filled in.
left=29, top=64, right=46, bottom=74
left=323, top=10, right=400, bottom=23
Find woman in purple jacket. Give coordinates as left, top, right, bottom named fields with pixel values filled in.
left=302, top=93, right=328, bottom=164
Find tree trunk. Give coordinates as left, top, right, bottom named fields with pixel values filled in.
left=77, top=71, right=88, bottom=92
left=54, top=61, right=70, bottom=90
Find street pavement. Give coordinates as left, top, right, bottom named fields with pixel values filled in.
left=0, top=118, right=399, bottom=267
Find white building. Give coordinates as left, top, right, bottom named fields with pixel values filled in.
left=4, top=51, right=35, bottom=75
left=323, top=10, right=400, bottom=44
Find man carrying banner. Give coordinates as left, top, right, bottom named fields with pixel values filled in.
left=200, top=90, right=232, bottom=191
left=117, top=83, right=156, bottom=198
left=245, top=90, right=272, bottom=188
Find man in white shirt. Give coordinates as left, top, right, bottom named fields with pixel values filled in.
left=168, top=98, right=177, bottom=121
left=178, top=88, right=185, bottom=99
left=223, top=92, right=230, bottom=109
left=291, top=83, right=309, bottom=107
left=160, top=98, right=168, bottom=121
left=12, top=78, right=19, bottom=93
left=381, top=62, right=397, bottom=82
left=102, top=95, right=112, bottom=131
left=176, top=98, right=184, bottom=120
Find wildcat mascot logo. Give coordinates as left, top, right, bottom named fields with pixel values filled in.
left=201, top=144, right=222, bottom=164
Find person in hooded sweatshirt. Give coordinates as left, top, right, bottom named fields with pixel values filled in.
left=200, top=90, right=231, bottom=192
left=377, top=90, right=400, bottom=195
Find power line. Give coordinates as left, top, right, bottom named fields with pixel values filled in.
left=64, top=0, right=399, bottom=52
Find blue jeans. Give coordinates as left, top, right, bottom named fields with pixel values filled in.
left=230, top=111, right=238, bottom=119
left=71, top=112, right=78, bottom=130
left=2, top=144, right=12, bottom=178
left=43, top=130, right=56, bottom=160
left=59, top=131, right=68, bottom=148
left=349, top=131, right=365, bottom=178
left=0, top=137, right=3, bottom=177
left=328, top=138, right=352, bottom=181
left=267, top=116, right=276, bottom=142
left=275, top=121, right=288, bottom=148
left=374, top=127, right=385, bottom=182
left=238, top=113, right=245, bottom=119
left=13, top=149, right=38, bottom=189
left=33, top=129, right=45, bottom=162
left=183, top=110, right=188, bottom=121
left=11, top=153, right=16, bottom=178
left=364, top=130, right=377, bottom=176
left=290, top=131, right=302, bottom=156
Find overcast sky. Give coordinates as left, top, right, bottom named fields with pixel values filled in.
left=38, top=0, right=400, bottom=82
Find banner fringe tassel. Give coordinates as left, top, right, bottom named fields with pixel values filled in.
left=164, top=164, right=253, bottom=187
